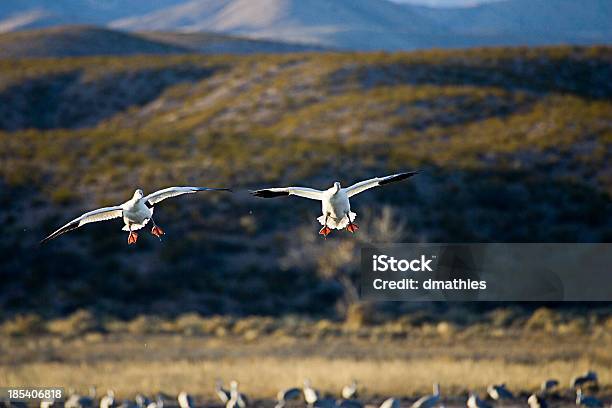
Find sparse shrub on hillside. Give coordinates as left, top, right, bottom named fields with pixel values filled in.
left=281, top=206, right=409, bottom=319
left=557, top=318, right=589, bottom=336
left=174, top=312, right=208, bottom=335
left=487, top=308, right=524, bottom=328
left=344, top=303, right=377, bottom=330
left=0, top=47, right=610, bottom=319
left=124, top=315, right=167, bottom=335
left=47, top=310, right=101, bottom=337
left=0, top=314, right=45, bottom=336
left=50, top=186, right=77, bottom=205
left=525, top=308, right=561, bottom=332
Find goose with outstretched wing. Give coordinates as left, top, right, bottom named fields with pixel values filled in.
left=250, top=171, right=417, bottom=237
left=41, top=186, right=231, bottom=245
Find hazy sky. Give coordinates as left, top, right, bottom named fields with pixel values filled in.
left=390, top=0, right=502, bottom=7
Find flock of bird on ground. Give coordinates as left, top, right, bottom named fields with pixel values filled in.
left=14, top=369, right=606, bottom=408
left=40, top=172, right=417, bottom=244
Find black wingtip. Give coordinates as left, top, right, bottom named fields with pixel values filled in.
left=250, top=189, right=290, bottom=198
left=198, top=187, right=232, bottom=192
left=39, top=221, right=80, bottom=245
left=40, top=233, right=58, bottom=245
left=379, top=171, right=419, bottom=185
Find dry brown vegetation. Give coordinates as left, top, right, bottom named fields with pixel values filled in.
left=1, top=308, right=611, bottom=399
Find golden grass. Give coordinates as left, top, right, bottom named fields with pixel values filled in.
left=3, top=356, right=610, bottom=399
left=2, top=330, right=610, bottom=399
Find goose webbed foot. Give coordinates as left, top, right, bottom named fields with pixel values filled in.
left=127, top=231, right=138, bottom=245
left=319, top=226, right=332, bottom=238
left=151, top=225, right=165, bottom=238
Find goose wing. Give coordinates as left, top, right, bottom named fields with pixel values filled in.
left=145, top=186, right=231, bottom=206
left=41, top=206, right=123, bottom=244
left=345, top=171, right=417, bottom=198
left=250, top=187, right=324, bottom=200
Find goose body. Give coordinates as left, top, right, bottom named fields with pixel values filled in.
left=528, top=394, right=547, bottom=408
left=380, top=398, right=400, bottom=408
left=303, top=379, right=319, bottom=405
left=120, top=195, right=153, bottom=232
left=487, top=384, right=513, bottom=400
left=226, top=381, right=247, bottom=408
left=467, top=394, right=491, bottom=408
left=177, top=392, right=193, bottom=408
left=216, top=380, right=231, bottom=404
left=251, top=172, right=417, bottom=237
left=100, top=391, right=115, bottom=408
left=145, top=396, right=163, bottom=408
left=277, top=387, right=302, bottom=402
left=135, top=396, right=150, bottom=408
left=41, top=186, right=230, bottom=245
left=576, top=389, right=603, bottom=407
left=540, top=380, right=559, bottom=393
left=338, top=400, right=363, bottom=408
left=40, top=400, right=55, bottom=408
left=116, top=400, right=136, bottom=408
left=572, top=371, right=598, bottom=389
left=341, top=381, right=358, bottom=400
left=313, top=399, right=336, bottom=408
left=65, top=390, right=95, bottom=408
left=321, top=186, right=353, bottom=230
left=412, top=384, right=441, bottom=408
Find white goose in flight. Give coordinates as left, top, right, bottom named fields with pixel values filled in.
left=251, top=172, right=417, bottom=237
left=41, top=186, right=231, bottom=245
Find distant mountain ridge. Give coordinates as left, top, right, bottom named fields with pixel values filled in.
left=0, top=1, right=184, bottom=31
left=0, top=0, right=610, bottom=50
left=0, top=26, right=188, bottom=57
left=413, top=0, right=612, bottom=45
left=110, top=0, right=447, bottom=50
left=0, top=26, right=324, bottom=58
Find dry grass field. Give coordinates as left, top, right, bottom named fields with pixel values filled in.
left=2, top=311, right=611, bottom=403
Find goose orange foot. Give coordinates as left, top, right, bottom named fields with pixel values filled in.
left=127, top=231, right=138, bottom=245
left=151, top=225, right=165, bottom=238
left=347, top=223, right=359, bottom=233
left=319, top=226, right=332, bottom=237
